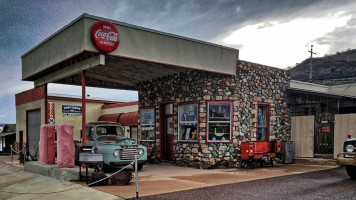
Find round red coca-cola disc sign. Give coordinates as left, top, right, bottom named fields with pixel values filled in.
left=91, top=21, right=120, bottom=53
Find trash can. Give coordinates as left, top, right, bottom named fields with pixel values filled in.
left=281, top=140, right=293, bottom=164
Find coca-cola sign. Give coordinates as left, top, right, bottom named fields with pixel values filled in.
left=48, top=101, right=55, bottom=124
left=91, top=20, right=120, bottom=53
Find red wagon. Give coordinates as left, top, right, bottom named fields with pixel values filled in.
left=240, top=140, right=281, bottom=168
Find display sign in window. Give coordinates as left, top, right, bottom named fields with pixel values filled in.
left=139, top=108, right=155, bottom=141
left=178, top=103, right=198, bottom=141
left=257, top=103, right=270, bottom=141
left=207, top=102, right=232, bottom=142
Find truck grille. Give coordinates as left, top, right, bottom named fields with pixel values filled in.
left=119, top=148, right=138, bottom=160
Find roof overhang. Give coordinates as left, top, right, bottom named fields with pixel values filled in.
left=0, top=132, right=15, bottom=138
left=290, top=80, right=356, bottom=99
left=22, top=14, right=239, bottom=90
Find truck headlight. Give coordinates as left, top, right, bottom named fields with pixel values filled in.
left=113, top=149, right=120, bottom=157
left=346, top=144, right=355, bottom=152
left=137, top=148, right=144, bottom=158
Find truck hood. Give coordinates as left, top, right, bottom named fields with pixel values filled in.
left=97, top=136, right=137, bottom=145
left=346, top=138, right=356, bottom=142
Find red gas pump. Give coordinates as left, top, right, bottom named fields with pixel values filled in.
left=240, top=140, right=281, bottom=168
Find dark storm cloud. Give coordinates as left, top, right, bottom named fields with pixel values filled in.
left=89, top=0, right=324, bottom=41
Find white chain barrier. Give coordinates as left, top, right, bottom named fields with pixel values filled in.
left=87, top=156, right=139, bottom=198
left=86, top=160, right=135, bottom=187
left=10, top=145, right=26, bottom=154
left=10, top=145, right=26, bottom=164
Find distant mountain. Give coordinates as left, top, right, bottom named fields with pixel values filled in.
left=289, top=49, right=356, bottom=85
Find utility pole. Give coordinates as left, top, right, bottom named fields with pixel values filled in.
left=308, top=45, right=316, bottom=82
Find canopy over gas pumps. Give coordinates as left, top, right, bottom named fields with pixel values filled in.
left=22, top=14, right=238, bottom=89
left=21, top=13, right=239, bottom=146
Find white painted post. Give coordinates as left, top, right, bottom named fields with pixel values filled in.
left=135, top=155, right=139, bottom=198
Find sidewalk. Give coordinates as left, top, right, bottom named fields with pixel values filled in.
left=0, top=156, right=122, bottom=200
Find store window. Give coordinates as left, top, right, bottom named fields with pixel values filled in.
left=178, top=103, right=198, bottom=142
left=207, top=102, right=232, bottom=142
left=139, top=108, right=155, bottom=141
left=130, top=126, right=138, bottom=141
left=257, top=103, right=270, bottom=141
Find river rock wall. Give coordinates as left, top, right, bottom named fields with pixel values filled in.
left=138, top=60, right=290, bottom=168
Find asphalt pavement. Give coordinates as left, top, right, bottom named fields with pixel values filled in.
left=135, top=166, right=356, bottom=200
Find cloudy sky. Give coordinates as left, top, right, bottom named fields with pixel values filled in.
left=1, top=0, right=356, bottom=123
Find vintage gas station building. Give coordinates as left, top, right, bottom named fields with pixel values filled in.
left=17, top=14, right=290, bottom=168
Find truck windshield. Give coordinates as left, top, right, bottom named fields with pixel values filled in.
left=96, top=126, right=124, bottom=137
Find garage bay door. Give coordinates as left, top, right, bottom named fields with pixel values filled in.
left=27, top=110, right=41, bottom=158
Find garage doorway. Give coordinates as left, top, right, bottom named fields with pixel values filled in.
left=160, top=103, right=174, bottom=161
left=27, top=109, right=41, bottom=158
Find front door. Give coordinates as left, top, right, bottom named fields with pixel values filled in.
left=160, top=103, right=174, bottom=161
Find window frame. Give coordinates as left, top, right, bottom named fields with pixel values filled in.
left=139, top=107, right=156, bottom=142
left=257, top=103, right=270, bottom=141
left=206, top=101, right=233, bottom=143
left=178, top=102, right=199, bottom=143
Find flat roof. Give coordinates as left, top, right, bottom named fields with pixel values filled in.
left=290, top=80, right=356, bottom=99
left=22, top=14, right=239, bottom=90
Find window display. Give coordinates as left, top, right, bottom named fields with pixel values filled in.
left=140, top=108, right=155, bottom=141
left=207, top=102, right=232, bottom=142
left=257, top=103, right=270, bottom=141
left=178, top=103, right=198, bottom=141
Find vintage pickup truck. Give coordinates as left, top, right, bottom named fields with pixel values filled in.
left=336, top=134, right=356, bottom=179
left=75, top=121, right=147, bottom=171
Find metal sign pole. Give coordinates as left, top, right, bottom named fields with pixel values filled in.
left=135, top=155, right=139, bottom=198
left=10, top=145, right=13, bottom=164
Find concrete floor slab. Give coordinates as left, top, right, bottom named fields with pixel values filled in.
left=83, top=162, right=337, bottom=199
left=0, top=155, right=338, bottom=199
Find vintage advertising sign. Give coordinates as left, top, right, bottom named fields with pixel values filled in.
left=48, top=101, right=55, bottom=124
left=62, top=105, right=82, bottom=116
left=91, top=20, right=120, bottom=53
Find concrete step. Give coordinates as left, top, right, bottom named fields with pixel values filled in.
left=293, top=158, right=339, bottom=166
left=24, top=161, right=94, bottom=181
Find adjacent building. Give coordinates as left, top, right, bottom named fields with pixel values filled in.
left=15, top=86, right=138, bottom=158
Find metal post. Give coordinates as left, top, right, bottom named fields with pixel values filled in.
left=135, top=155, right=139, bottom=198
left=82, top=70, right=86, bottom=146
left=11, top=145, right=13, bottom=164
left=44, top=83, right=48, bottom=124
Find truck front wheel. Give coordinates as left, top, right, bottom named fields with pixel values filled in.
left=346, top=165, right=356, bottom=179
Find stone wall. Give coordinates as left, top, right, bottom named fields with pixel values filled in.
left=138, top=60, right=290, bottom=168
